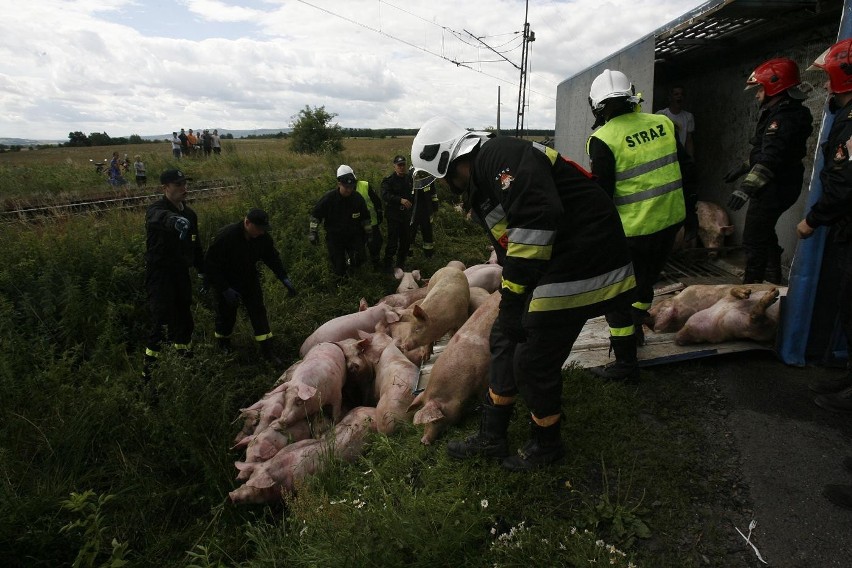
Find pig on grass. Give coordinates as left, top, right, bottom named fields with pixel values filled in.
left=277, top=342, right=347, bottom=426
left=409, top=290, right=500, bottom=445
left=374, top=286, right=429, bottom=310
left=649, top=283, right=778, bottom=333
left=392, top=266, right=470, bottom=353
left=675, top=287, right=784, bottom=345
left=239, top=413, right=332, bottom=466
left=233, top=361, right=301, bottom=445
left=299, top=300, right=398, bottom=358
left=229, top=406, right=376, bottom=504
left=394, top=268, right=422, bottom=293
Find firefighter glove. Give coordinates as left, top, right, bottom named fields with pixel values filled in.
left=726, top=189, right=750, bottom=212
left=723, top=162, right=750, bottom=183
left=173, top=216, right=191, bottom=240
left=498, top=291, right=527, bottom=343
left=280, top=277, right=297, bottom=297
left=222, top=287, right=241, bottom=306
left=308, top=231, right=319, bottom=246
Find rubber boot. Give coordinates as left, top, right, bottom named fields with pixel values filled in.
left=446, top=400, right=512, bottom=460
left=142, top=354, right=157, bottom=382
left=589, top=336, right=639, bottom=381
left=809, top=370, right=852, bottom=394
left=764, top=246, right=784, bottom=284
left=823, top=484, right=852, bottom=510
left=259, top=339, right=283, bottom=367
left=631, top=308, right=648, bottom=347
left=502, top=421, right=565, bottom=472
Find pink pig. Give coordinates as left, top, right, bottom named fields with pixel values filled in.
left=229, top=406, right=376, bottom=504
left=239, top=414, right=332, bottom=467
left=409, top=290, right=500, bottom=444
left=300, top=299, right=398, bottom=357
left=696, top=201, right=734, bottom=256
left=649, top=283, right=778, bottom=333
left=375, top=286, right=429, bottom=309
left=394, top=268, right=422, bottom=293
left=393, top=266, right=470, bottom=353
left=675, top=287, right=784, bottom=345
left=354, top=331, right=418, bottom=434
left=277, top=342, right=347, bottom=426
left=463, top=264, right=503, bottom=293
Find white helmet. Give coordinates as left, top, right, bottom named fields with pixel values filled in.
left=411, top=116, right=490, bottom=178
left=588, top=69, right=638, bottom=110
left=336, top=164, right=355, bottom=179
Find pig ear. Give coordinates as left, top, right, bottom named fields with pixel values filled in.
left=412, top=304, right=429, bottom=321
left=357, top=329, right=371, bottom=339
left=356, top=337, right=370, bottom=351
left=720, top=225, right=735, bottom=236
left=297, top=384, right=317, bottom=401
left=359, top=298, right=368, bottom=311
left=412, top=270, right=421, bottom=281
left=394, top=267, right=403, bottom=280
left=385, top=310, right=401, bottom=324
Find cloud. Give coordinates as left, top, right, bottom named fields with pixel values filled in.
left=0, top=0, right=709, bottom=139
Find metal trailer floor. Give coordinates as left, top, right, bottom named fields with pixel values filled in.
left=563, top=252, right=778, bottom=370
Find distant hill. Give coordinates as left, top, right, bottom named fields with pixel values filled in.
left=0, top=128, right=293, bottom=146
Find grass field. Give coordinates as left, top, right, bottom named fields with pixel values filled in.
left=0, top=138, right=738, bottom=567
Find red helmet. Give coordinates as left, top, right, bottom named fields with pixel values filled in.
left=745, top=58, right=802, bottom=97
left=809, top=39, right=852, bottom=94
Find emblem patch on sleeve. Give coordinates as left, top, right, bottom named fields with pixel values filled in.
left=495, top=168, right=514, bottom=191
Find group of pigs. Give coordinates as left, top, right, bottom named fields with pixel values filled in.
left=228, top=260, right=504, bottom=504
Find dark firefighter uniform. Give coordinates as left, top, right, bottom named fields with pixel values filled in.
left=381, top=169, right=414, bottom=269
left=742, top=97, right=813, bottom=283
left=804, top=100, right=852, bottom=372
left=310, top=188, right=372, bottom=277
left=588, top=110, right=686, bottom=357
left=144, top=197, right=204, bottom=362
left=410, top=174, right=440, bottom=257
left=468, top=136, right=636, bottom=424
left=355, top=180, right=384, bottom=268
left=204, top=221, right=290, bottom=347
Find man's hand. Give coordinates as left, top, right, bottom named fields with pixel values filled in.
left=308, top=231, right=319, bottom=246
left=498, top=291, right=527, bottom=343
left=726, top=189, right=751, bottom=211
left=401, top=199, right=412, bottom=209
left=797, top=219, right=816, bottom=240
left=222, top=287, right=241, bottom=307
left=280, top=277, right=297, bottom=297
left=173, top=216, right=190, bottom=240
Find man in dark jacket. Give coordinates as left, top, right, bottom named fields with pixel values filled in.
left=309, top=165, right=373, bottom=277
left=412, top=117, right=636, bottom=472
left=143, top=169, right=205, bottom=380
left=725, top=58, right=814, bottom=284
left=409, top=167, right=440, bottom=258
left=205, top=208, right=296, bottom=364
left=381, top=155, right=414, bottom=272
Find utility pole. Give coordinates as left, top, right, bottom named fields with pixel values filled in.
left=497, top=86, right=501, bottom=136
left=515, top=0, right=534, bottom=138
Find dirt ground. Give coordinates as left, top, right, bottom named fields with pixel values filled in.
left=665, top=350, right=852, bottom=567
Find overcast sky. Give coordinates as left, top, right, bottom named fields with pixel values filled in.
left=1, top=0, right=709, bottom=140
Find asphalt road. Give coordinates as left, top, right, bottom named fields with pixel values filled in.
left=711, top=350, right=852, bottom=567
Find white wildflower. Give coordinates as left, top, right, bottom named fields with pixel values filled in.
left=596, top=539, right=605, bottom=547
left=481, top=499, right=489, bottom=509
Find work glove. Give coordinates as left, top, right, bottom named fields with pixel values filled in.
left=727, top=164, right=773, bottom=212
left=198, top=273, right=209, bottom=295
left=308, top=231, right=319, bottom=246
left=173, top=216, right=190, bottom=240
left=497, top=290, right=527, bottom=343
left=222, top=287, right=241, bottom=307
left=723, top=162, right=750, bottom=184
left=280, top=277, right=297, bottom=297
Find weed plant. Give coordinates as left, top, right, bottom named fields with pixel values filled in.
left=1, top=139, right=737, bottom=567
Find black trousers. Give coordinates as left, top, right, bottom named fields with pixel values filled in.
left=145, top=267, right=193, bottom=352
left=834, top=237, right=852, bottom=357
left=327, top=232, right=365, bottom=277
left=742, top=188, right=800, bottom=283
left=410, top=216, right=434, bottom=254
left=488, top=319, right=586, bottom=420
left=367, top=225, right=384, bottom=264
left=214, top=279, right=271, bottom=340
left=606, top=223, right=680, bottom=330
left=384, top=218, right=411, bottom=268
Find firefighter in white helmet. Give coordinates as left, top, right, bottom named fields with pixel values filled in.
left=586, top=69, right=687, bottom=381
left=412, top=117, right=636, bottom=471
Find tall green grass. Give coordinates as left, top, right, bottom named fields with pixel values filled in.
left=0, top=139, right=736, bottom=567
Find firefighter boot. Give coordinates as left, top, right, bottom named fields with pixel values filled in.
left=589, top=336, right=639, bottom=381
left=446, top=399, right=512, bottom=460
left=631, top=308, right=648, bottom=347
left=502, top=421, right=565, bottom=472
left=259, top=339, right=283, bottom=367
left=217, top=337, right=232, bottom=354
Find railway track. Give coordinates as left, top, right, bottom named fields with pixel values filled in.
left=0, top=180, right=238, bottom=223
